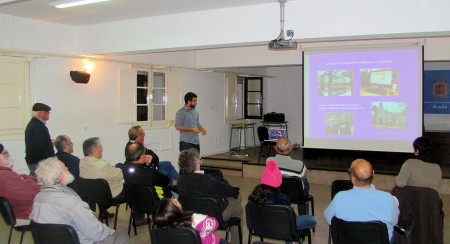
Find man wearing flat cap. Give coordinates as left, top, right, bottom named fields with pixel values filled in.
left=25, top=102, right=55, bottom=176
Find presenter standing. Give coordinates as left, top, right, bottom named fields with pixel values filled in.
left=175, top=92, right=207, bottom=153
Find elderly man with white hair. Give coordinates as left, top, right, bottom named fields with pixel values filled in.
left=30, top=157, right=128, bottom=244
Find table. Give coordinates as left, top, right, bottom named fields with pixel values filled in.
left=229, top=123, right=256, bottom=153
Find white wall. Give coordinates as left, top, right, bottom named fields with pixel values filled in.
left=2, top=56, right=231, bottom=173
left=265, top=66, right=303, bottom=145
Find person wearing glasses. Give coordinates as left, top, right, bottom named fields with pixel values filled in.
left=55, top=135, right=80, bottom=178
left=0, top=143, right=40, bottom=226
left=324, top=159, right=399, bottom=244
left=125, top=125, right=179, bottom=184
left=25, top=102, right=55, bottom=176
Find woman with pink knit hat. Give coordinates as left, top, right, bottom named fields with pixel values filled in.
left=248, top=160, right=317, bottom=243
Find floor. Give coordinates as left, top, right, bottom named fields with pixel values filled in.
left=205, top=146, right=450, bottom=178
left=2, top=175, right=450, bottom=244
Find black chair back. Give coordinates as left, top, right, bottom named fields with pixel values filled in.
left=245, top=204, right=299, bottom=242
left=280, top=176, right=315, bottom=219
left=0, top=197, right=16, bottom=226
left=179, top=195, right=242, bottom=243
left=257, top=126, right=270, bottom=142
left=78, top=177, right=126, bottom=229
left=124, top=183, right=159, bottom=213
left=0, top=197, right=30, bottom=244
left=178, top=196, right=225, bottom=224
left=328, top=180, right=354, bottom=244
left=280, top=176, right=307, bottom=203
left=331, top=180, right=353, bottom=199
left=151, top=227, right=202, bottom=244
left=123, top=183, right=160, bottom=235
left=30, top=221, right=80, bottom=244
left=331, top=217, right=390, bottom=244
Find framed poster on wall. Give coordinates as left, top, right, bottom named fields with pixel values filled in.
left=424, top=62, right=450, bottom=132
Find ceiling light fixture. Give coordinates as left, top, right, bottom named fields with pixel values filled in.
left=0, top=0, right=20, bottom=5
left=49, top=0, right=111, bottom=9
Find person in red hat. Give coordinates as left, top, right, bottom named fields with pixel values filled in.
left=25, top=102, right=54, bottom=176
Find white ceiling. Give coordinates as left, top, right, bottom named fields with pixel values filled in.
left=0, top=0, right=277, bottom=26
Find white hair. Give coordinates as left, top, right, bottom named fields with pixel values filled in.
left=35, top=157, right=65, bottom=186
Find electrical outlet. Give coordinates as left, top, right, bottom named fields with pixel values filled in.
left=287, top=30, right=294, bottom=37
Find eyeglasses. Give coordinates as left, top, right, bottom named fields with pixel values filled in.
left=139, top=132, right=146, bottom=136
left=1, top=150, right=9, bottom=156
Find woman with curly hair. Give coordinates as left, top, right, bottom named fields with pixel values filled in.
left=152, top=198, right=228, bottom=244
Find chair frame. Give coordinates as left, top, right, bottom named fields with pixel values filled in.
left=78, top=177, right=126, bottom=230
left=123, top=183, right=160, bottom=236
left=0, top=197, right=30, bottom=244
left=179, top=195, right=242, bottom=244
left=280, top=176, right=315, bottom=217
left=245, top=203, right=311, bottom=244
left=30, top=221, right=80, bottom=244
left=328, top=179, right=353, bottom=244
left=257, top=126, right=276, bottom=164
left=150, top=226, right=202, bottom=244
left=330, top=216, right=390, bottom=244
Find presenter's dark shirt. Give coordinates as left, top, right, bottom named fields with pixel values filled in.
left=25, top=117, right=54, bottom=165
left=56, top=151, right=80, bottom=178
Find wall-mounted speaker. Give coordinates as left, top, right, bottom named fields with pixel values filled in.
left=70, top=71, right=90, bottom=84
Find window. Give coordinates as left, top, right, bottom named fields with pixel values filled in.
left=225, top=74, right=263, bottom=122
left=119, top=67, right=181, bottom=127
left=0, top=56, right=29, bottom=140
left=244, top=77, right=263, bottom=119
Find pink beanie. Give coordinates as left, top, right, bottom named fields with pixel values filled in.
left=261, top=160, right=282, bottom=188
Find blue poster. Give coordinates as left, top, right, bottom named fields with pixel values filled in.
left=423, top=70, right=450, bottom=114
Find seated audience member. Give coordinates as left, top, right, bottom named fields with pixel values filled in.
left=0, top=144, right=39, bottom=225
left=153, top=198, right=227, bottom=244
left=324, top=159, right=399, bottom=243
left=177, top=148, right=242, bottom=244
left=267, top=137, right=309, bottom=195
left=395, top=136, right=442, bottom=192
left=123, top=142, right=171, bottom=226
left=80, top=137, right=125, bottom=199
left=124, top=142, right=171, bottom=197
left=55, top=135, right=80, bottom=178
left=30, top=157, right=128, bottom=244
left=125, top=125, right=179, bottom=184
left=248, top=160, right=317, bottom=238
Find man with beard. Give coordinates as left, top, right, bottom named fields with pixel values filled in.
left=0, top=143, right=39, bottom=226
left=175, top=92, right=207, bottom=153
left=30, top=157, right=128, bottom=244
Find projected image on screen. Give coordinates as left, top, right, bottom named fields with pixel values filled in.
left=360, top=68, right=399, bottom=96
left=318, top=70, right=354, bottom=96
left=371, top=102, right=407, bottom=129
left=303, top=45, right=423, bottom=153
left=325, top=113, right=353, bottom=135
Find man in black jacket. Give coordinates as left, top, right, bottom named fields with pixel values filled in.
left=25, top=103, right=54, bottom=176
left=123, top=142, right=171, bottom=225
left=55, top=135, right=80, bottom=178
left=177, top=148, right=242, bottom=244
left=125, top=125, right=179, bottom=184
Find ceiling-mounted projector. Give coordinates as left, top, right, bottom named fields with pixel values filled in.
left=268, top=39, right=298, bottom=50
left=268, top=0, right=298, bottom=51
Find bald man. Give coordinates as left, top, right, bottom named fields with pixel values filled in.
left=324, top=159, right=399, bottom=243
left=267, top=138, right=309, bottom=195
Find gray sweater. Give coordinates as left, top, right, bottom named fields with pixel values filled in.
left=30, top=184, right=114, bottom=244
left=395, top=158, right=442, bottom=192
